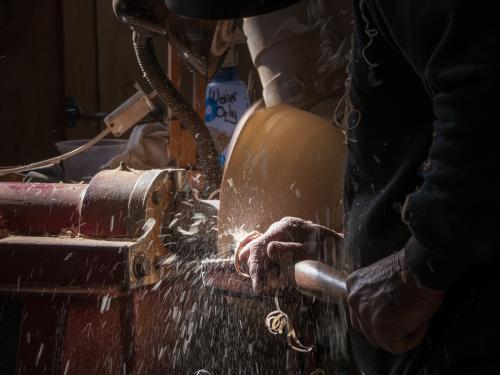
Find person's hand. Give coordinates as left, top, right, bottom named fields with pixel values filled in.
left=346, top=250, right=445, bottom=354
left=238, top=217, right=342, bottom=293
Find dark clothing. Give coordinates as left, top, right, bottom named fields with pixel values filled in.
left=344, top=1, right=500, bottom=373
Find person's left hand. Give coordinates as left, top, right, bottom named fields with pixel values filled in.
left=346, top=250, right=445, bottom=354
left=237, top=217, right=342, bottom=293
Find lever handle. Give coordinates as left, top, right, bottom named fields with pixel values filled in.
left=294, top=260, right=348, bottom=301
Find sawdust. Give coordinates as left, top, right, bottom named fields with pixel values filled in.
left=0, top=215, right=8, bottom=239
left=58, top=226, right=89, bottom=240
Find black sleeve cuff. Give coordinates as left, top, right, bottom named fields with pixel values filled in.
left=404, top=237, right=467, bottom=290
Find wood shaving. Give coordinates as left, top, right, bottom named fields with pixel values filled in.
left=265, top=293, right=314, bottom=353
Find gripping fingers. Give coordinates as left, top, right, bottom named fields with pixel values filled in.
left=235, top=231, right=262, bottom=277
left=236, top=231, right=262, bottom=264
left=248, top=244, right=269, bottom=293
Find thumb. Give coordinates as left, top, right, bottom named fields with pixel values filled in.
left=403, top=321, right=430, bottom=352
left=266, top=241, right=305, bottom=265
left=384, top=321, right=430, bottom=355
left=267, top=241, right=319, bottom=264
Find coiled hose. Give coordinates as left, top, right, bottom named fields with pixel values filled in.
left=132, top=30, right=221, bottom=193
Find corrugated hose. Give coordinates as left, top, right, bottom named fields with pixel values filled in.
left=132, top=30, right=222, bottom=193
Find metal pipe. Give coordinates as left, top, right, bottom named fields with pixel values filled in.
left=0, top=167, right=174, bottom=239
left=0, top=183, right=86, bottom=235
left=294, top=260, right=348, bottom=301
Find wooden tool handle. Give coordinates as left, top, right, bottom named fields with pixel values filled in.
left=294, top=260, right=348, bottom=301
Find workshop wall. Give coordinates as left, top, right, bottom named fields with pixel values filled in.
left=0, top=1, right=65, bottom=165
left=63, top=0, right=167, bottom=140
left=0, top=0, right=166, bottom=165
left=62, top=0, right=99, bottom=140
left=0, top=0, right=254, bottom=167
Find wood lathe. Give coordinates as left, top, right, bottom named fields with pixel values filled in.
left=0, top=1, right=352, bottom=373
left=0, top=103, right=349, bottom=374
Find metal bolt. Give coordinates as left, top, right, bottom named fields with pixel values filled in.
left=151, top=190, right=161, bottom=205
left=133, top=253, right=151, bottom=279
left=119, top=162, right=131, bottom=172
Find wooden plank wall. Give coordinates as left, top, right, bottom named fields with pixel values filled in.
left=0, top=0, right=66, bottom=165
left=0, top=0, right=253, bottom=166
left=62, top=0, right=99, bottom=140
left=64, top=0, right=166, bottom=140
left=1, top=0, right=162, bottom=164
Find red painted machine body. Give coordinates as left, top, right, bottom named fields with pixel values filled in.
left=0, top=167, right=188, bottom=375
left=0, top=182, right=85, bottom=236
left=0, top=166, right=179, bottom=239
left=0, top=167, right=347, bottom=375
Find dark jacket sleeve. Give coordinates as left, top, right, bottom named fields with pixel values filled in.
left=397, top=2, right=500, bottom=289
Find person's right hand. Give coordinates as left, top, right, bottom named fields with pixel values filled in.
left=237, top=217, right=342, bottom=293
left=346, top=250, right=444, bottom=354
